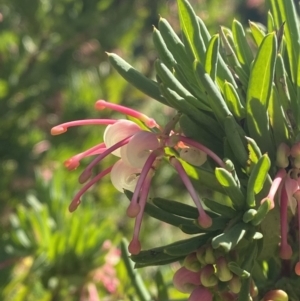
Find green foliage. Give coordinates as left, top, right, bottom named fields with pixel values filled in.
left=1, top=171, right=120, bottom=300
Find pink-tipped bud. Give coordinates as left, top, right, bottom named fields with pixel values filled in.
left=173, top=267, right=201, bottom=293
left=228, top=275, right=241, bottom=294
left=295, top=262, right=300, bottom=276
left=69, top=199, right=81, bottom=212
left=215, top=257, right=232, bottom=282
left=291, top=142, right=300, bottom=157
left=51, top=126, right=67, bottom=135
left=279, top=243, right=293, bottom=260
left=198, top=213, right=212, bottom=229
left=250, top=278, right=258, bottom=297
left=79, top=170, right=92, bottom=184
left=128, top=239, right=141, bottom=255
left=196, top=247, right=206, bottom=266
left=95, top=100, right=159, bottom=128
left=183, top=253, right=202, bottom=272
left=263, top=289, right=288, bottom=301
left=94, top=100, right=106, bottom=110
left=188, top=286, right=213, bottom=301
left=200, top=265, right=218, bottom=287
left=219, top=292, right=238, bottom=301
left=204, top=246, right=215, bottom=265
left=276, top=143, right=290, bottom=168
left=291, top=142, right=300, bottom=168
left=126, top=203, right=141, bottom=218
left=64, top=158, right=80, bottom=170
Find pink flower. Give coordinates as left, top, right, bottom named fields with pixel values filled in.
left=52, top=100, right=225, bottom=254
left=260, top=142, right=300, bottom=273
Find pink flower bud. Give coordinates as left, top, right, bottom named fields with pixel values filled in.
left=200, top=265, right=218, bottom=287
left=188, top=286, right=213, bottom=301
left=196, top=247, right=207, bottom=266
left=263, top=289, right=288, bottom=301
left=295, top=262, right=300, bottom=276
left=228, top=275, right=241, bottom=294
left=276, top=143, right=290, bottom=168
left=203, top=246, right=216, bottom=265
left=215, top=257, right=232, bottom=282
left=183, top=253, right=202, bottom=272
left=290, top=142, right=300, bottom=158
left=173, top=267, right=201, bottom=293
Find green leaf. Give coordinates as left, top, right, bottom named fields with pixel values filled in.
left=155, top=271, right=169, bottom=301
left=228, top=262, right=250, bottom=278
left=131, top=246, right=184, bottom=267
left=120, top=239, right=152, bottom=301
left=238, top=278, right=251, bottom=301
left=271, top=0, right=300, bottom=82
left=268, top=86, right=290, bottom=146
left=204, top=34, right=219, bottom=81
left=232, top=19, right=253, bottom=73
left=199, top=20, right=238, bottom=92
left=152, top=27, right=176, bottom=69
left=155, top=59, right=208, bottom=111
left=219, top=27, right=249, bottom=88
left=163, top=234, right=211, bottom=256
left=246, top=154, right=271, bottom=207
left=296, top=50, right=300, bottom=131
left=215, top=168, right=245, bottom=209
left=247, top=32, right=277, bottom=107
left=246, top=33, right=277, bottom=158
left=220, top=27, right=241, bottom=69
left=179, top=114, right=224, bottom=157
left=177, top=0, right=205, bottom=62
left=249, top=21, right=265, bottom=47
left=246, top=136, right=262, bottom=165
left=173, top=64, right=209, bottom=103
left=160, top=86, right=223, bottom=139
left=267, top=10, right=276, bottom=32
left=223, top=81, right=245, bottom=119
left=274, top=53, right=291, bottom=112
left=152, top=197, right=198, bottom=219
left=251, top=199, right=271, bottom=226
left=194, top=60, right=232, bottom=124
left=202, top=198, right=237, bottom=218
left=197, top=16, right=211, bottom=46
left=158, top=17, right=196, bottom=83
left=211, top=222, right=249, bottom=252
left=107, top=52, right=168, bottom=105
left=224, top=115, right=248, bottom=168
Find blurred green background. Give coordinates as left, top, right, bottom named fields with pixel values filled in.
left=0, top=0, right=265, bottom=300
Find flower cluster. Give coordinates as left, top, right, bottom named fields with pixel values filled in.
left=260, top=142, right=300, bottom=274
left=51, top=100, right=224, bottom=254
left=172, top=246, right=256, bottom=301
left=173, top=248, right=290, bottom=301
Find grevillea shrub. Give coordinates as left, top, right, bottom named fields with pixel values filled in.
left=52, top=0, right=300, bottom=299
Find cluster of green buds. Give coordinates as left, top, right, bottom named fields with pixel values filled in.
left=173, top=245, right=258, bottom=301
left=52, top=0, right=300, bottom=299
